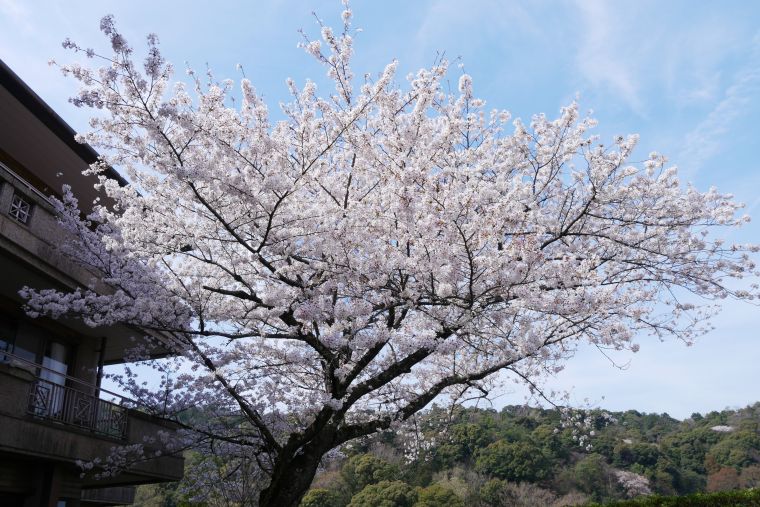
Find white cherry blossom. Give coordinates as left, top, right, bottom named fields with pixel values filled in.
left=26, top=10, right=759, bottom=506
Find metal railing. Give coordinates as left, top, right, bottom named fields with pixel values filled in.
left=27, top=377, right=128, bottom=439
left=1, top=350, right=131, bottom=440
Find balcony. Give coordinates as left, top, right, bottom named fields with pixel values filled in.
left=4, top=349, right=132, bottom=440
left=81, top=486, right=136, bottom=505
left=0, top=352, right=184, bottom=488
left=27, top=376, right=128, bottom=440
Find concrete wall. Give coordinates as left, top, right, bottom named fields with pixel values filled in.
left=0, top=171, right=104, bottom=293
left=0, top=363, right=184, bottom=490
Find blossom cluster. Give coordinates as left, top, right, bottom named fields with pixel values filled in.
left=29, top=7, right=760, bottom=494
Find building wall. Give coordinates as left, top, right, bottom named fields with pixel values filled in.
left=0, top=60, right=183, bottom=507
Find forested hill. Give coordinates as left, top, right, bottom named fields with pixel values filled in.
left=301, top=403, right=760, bottom=506
left=135, top=403, right=760, bottom=506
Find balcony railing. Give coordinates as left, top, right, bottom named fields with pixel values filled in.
left=2, top=350, right=132, bottom=440
left=27, top=377, right=128, bottom=439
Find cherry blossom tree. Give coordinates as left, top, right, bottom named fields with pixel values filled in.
left=25, top=6, right=760, bottom=506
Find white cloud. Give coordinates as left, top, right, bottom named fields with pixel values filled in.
left=678, top=34, right=760, bottom=177
left=574, top=0, right=645, bottom=114
left=412, top=0, right=539, bottom=65
left=573, top=0, right=751, bottom=118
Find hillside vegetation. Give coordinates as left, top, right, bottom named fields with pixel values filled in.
left=135, top=403, right=760, bottom=506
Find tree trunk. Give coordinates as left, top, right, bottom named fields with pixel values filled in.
left=258, top=442, right=330, bottom=507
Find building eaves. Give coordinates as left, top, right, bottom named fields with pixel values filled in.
left=0, top=58, right=128, bottom=187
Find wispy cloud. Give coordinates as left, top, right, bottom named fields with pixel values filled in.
left=678, top=33, right=760, bottom=178
left=573, top=0, right=751, bottom=118
left=412, top=0, right=539, bottom=67
left=574, top=0, right=645, bottom=114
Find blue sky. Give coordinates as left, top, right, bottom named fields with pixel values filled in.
left=2, top=0, right=760, bottom=419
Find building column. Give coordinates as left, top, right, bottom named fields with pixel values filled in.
left=22, top=463, right=59, bottom=507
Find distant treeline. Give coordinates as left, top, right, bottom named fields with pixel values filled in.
left=134, top=403, right=760, bottom=506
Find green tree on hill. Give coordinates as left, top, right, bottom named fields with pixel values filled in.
left=475, top=439, right=551, bottom=482
left=347, top=481, right=417, bottom=507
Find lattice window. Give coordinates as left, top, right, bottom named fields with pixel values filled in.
left=9, top=193, right=32, bottom=224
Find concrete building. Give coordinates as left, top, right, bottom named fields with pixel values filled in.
left=0, top=60, right=183, bottom=506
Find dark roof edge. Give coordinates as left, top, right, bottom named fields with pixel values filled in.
left=0, top=58, right=128, bottom=187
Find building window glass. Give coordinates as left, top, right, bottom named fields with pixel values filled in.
left=40, top=340, right=71, bottom=416
left=11, top=330, right=40, bottom=369
left=9, top=192, right=32, bottom=224
left=41, top=340, right=70, bottom=385
left=0, top=315, right=15, bottom=362
left=0, top=319, right=42, bottom=372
